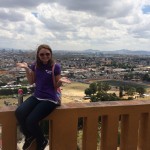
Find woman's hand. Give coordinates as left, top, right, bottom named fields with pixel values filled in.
left=56, top=77, right=71, bottom=88
left=59, top=77, right=71, bottom=84
left=16, top=62, right=28, bottom=69
left=16, top=62, right=34, bottom=84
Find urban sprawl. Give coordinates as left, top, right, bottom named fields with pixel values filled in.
left=0, top=49, right=150, bottom=88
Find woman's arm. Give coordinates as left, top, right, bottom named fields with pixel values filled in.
left=16, top=62, right=35, bottom=85
left=55, top=75, right=62, bottom=88
left=24, top=67, right=35, bottom=85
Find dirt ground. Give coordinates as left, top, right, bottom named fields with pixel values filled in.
left=0, top=82, right=89, bottom=107
left=61, top=82, right=89, bottom=103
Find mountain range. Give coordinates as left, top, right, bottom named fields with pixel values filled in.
left=83, top=49, right=150, bottom=56
left=0, top=48, right=150, bottom=56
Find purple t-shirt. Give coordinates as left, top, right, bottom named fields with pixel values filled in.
left=30, top=63, right=61, bottom=102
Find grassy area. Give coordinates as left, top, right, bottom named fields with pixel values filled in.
left=0, top=81, right=149, bottom=107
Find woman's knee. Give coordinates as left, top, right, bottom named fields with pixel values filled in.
left=15, top=106, right=26, bottom=121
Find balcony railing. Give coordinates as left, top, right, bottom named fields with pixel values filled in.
left=0, top=100, right=150, bottom=150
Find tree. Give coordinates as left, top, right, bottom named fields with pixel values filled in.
left=0, top=81, right=6, bottom=86
left=136, top=87, right=146, bottom=96
left=89, top=82, right=97, bottom=95
left=124, top=73, right=134, bottom=80
left=90, top=91, right=120, bottom=102
left=97, top=81, right=103, bottom=92
left=124, top=85, right=130, bottom=92
left=142, top=73, right=150, bottom=82
left=97, top=81, right=111, bottom=92
left=119, top=86, right=123, bottom=98
left=96, top=91, right=107, bottom=101
left=90, top=95, right=97, bottom=102
left=0, top=88, right=12, bottom=95
left=84, top=88, right=92, bottom=96
left=102, top=82, right=111, bottom=91
left=127, top=87, right=136, bottom=96
left=84, top=81, right=120, bottom=102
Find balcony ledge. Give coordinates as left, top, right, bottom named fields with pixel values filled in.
left=0, top=100, right=150, bottom=150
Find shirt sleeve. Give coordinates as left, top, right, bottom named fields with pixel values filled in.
left=54, top=63, right=61, bottom=76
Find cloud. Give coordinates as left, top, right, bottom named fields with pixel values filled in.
left=128, top=16, right=150, bottom=39
left=0, top=8, right=25, bottom=22
left=0, top=0, right=138, bottom=18
left=0, top=0, right=54, bottom=8
left=0, top=0, right=150, bottom=51
left=57, top=0, right=134, bottom=18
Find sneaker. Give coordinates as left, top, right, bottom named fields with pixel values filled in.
left=23, top=136, right=35, bottom=150
left=37, top=139, right=48, bottom=150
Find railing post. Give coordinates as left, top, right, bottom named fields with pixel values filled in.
left=100, top=114, right=119, bottom=150
left=82, top=114, right=98, bottom=150
left=50, top=110, right=78, bottom=150
left=138, top=113, right=150, bottom=150
left=120, top=113, right=139, bottom=150
left=1, top=113, right=17, bottom=150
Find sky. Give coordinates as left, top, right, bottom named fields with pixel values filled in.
left=0, top=0, right=150, bottom=51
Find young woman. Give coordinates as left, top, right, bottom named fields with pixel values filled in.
left=15, top=44, right=70, bottom=150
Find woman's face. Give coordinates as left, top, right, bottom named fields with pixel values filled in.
left=38, top=48, right=52, bottom=64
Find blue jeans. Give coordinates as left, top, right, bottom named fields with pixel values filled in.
left=15, top=96, right=58, bottom=145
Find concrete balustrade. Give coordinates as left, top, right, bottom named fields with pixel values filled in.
left=0, top=100, right=150, bottom=150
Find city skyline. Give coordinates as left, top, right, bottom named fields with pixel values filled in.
left=0, top=0, right=150, bottom=51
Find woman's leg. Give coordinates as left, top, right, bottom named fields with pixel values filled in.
left=25, top=101, right=57, bottom=146
left=15, top=96, right=39, bottom=137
